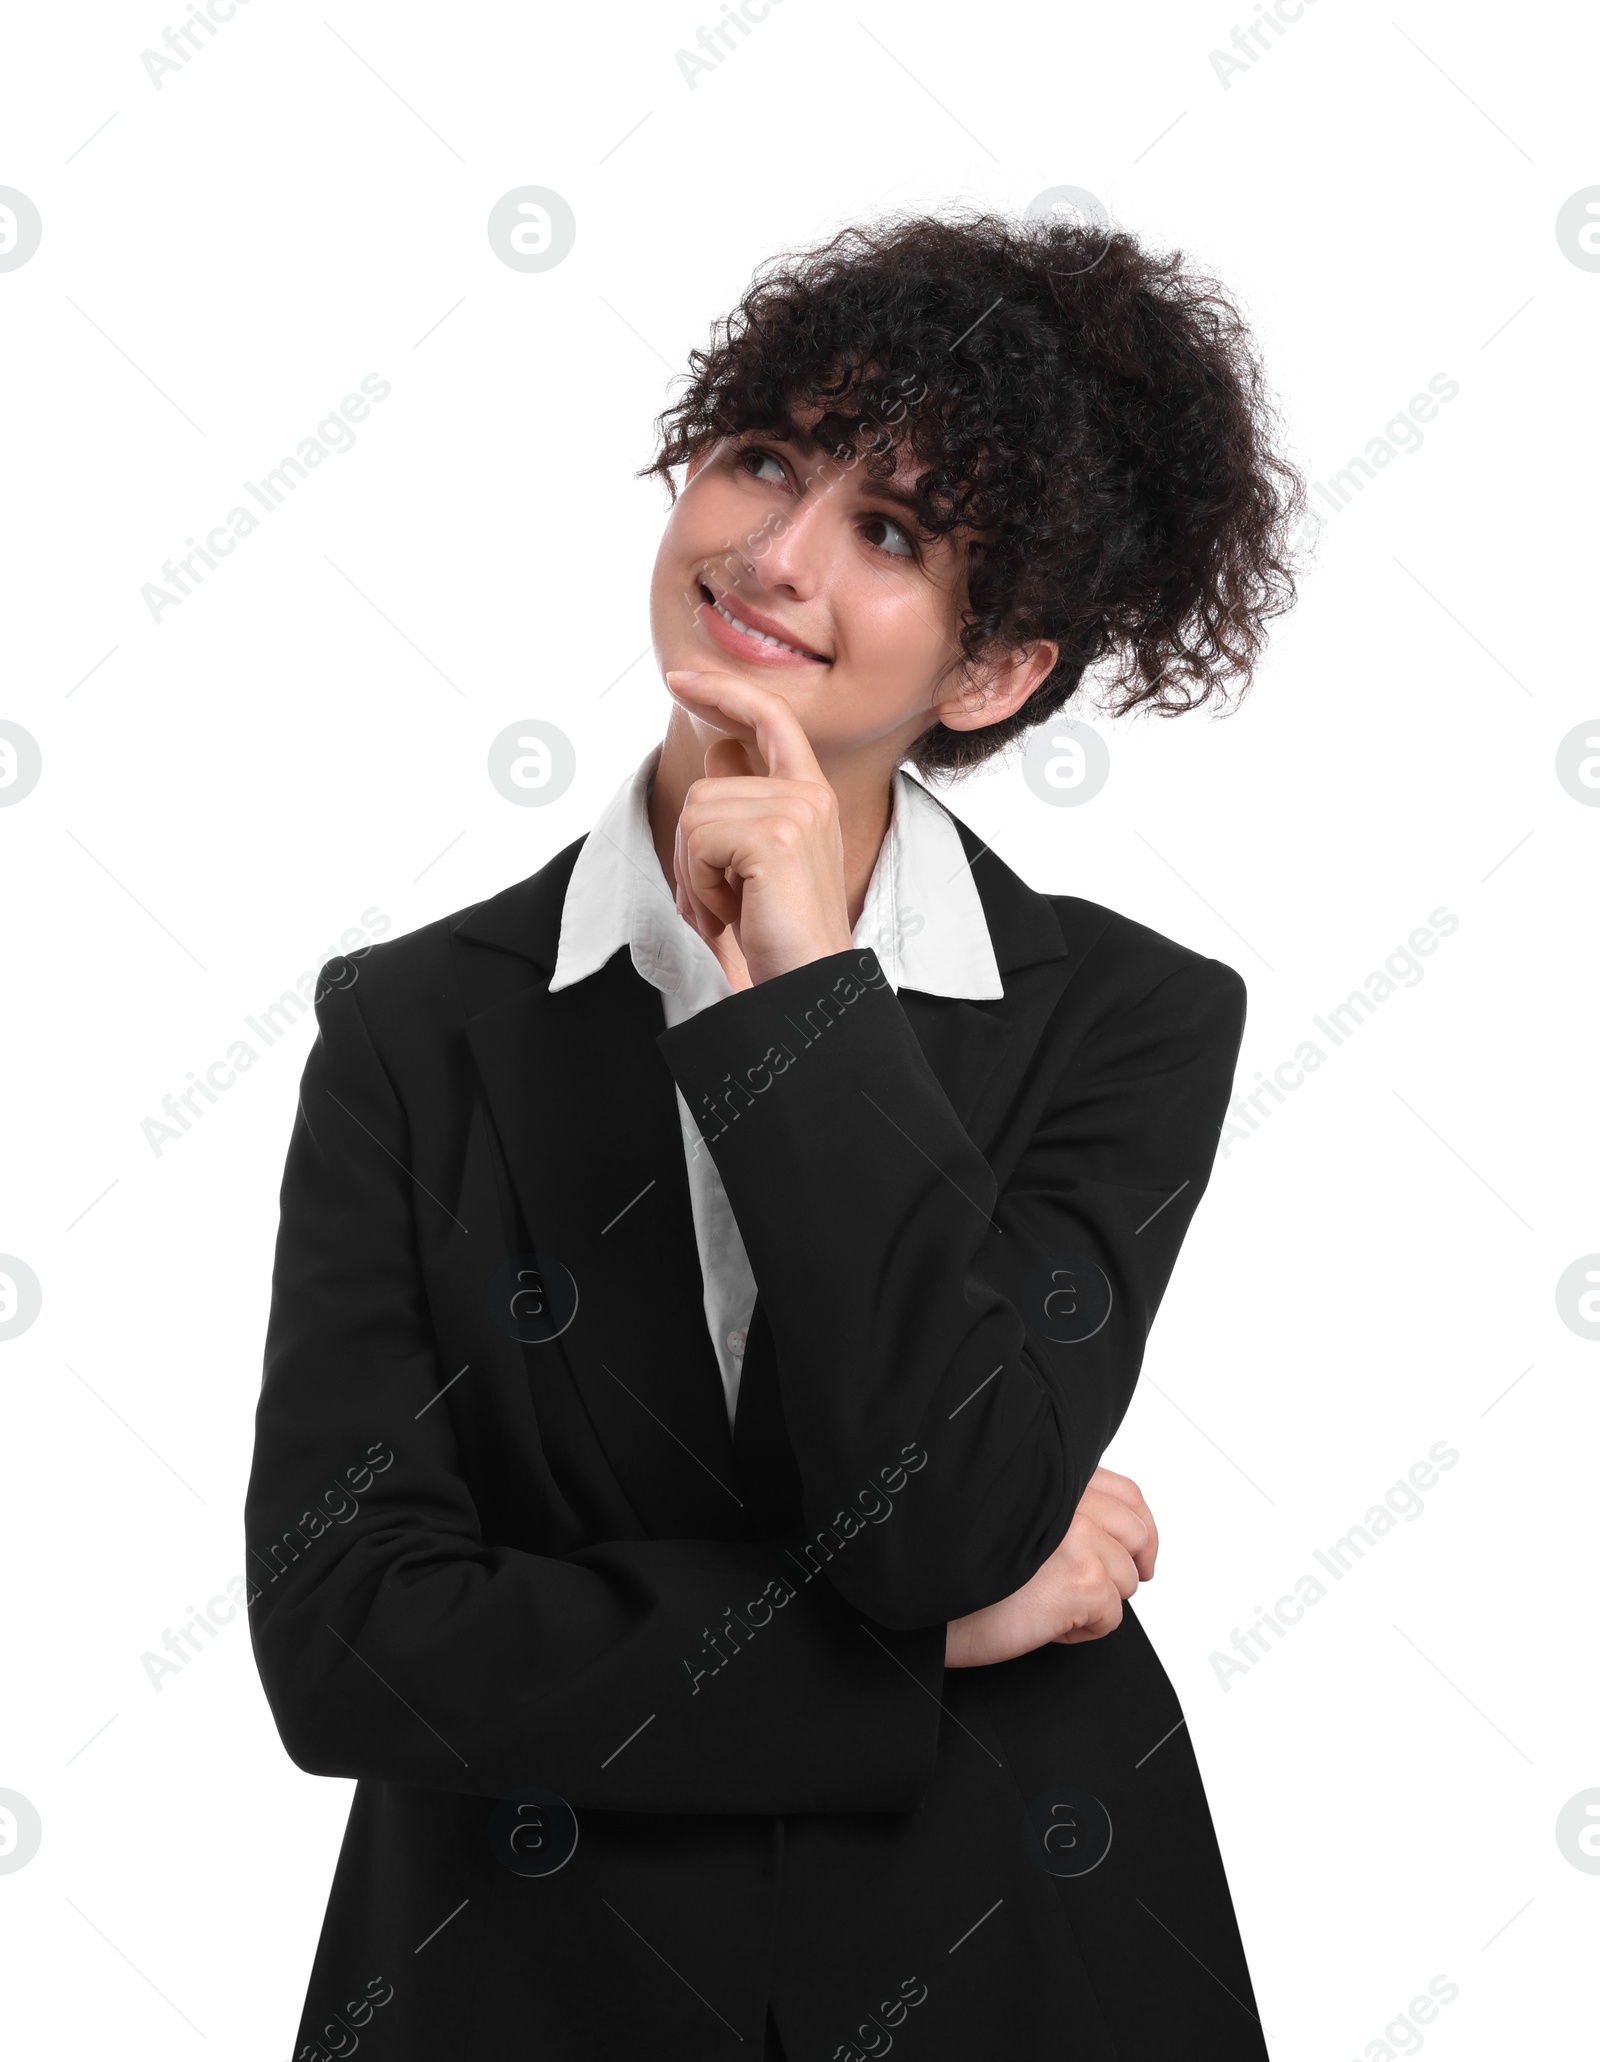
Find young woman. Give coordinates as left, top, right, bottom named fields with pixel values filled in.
left=246, top=210, right=1300, bottom=2061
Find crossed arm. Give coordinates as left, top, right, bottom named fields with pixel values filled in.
left=656, top=670, right=1243, bottom=1647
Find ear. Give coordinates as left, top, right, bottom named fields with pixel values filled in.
left=933, top=640, right=1060, bottom=733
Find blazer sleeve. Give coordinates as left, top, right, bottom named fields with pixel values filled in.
left=655, top=942, right=1247, bottom=1631
left=244, top=966, right=946, bottom=1815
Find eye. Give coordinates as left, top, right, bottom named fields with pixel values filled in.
left=737, top=445, right=787, bottom=485
left=861, top=512, right=918, bottom=561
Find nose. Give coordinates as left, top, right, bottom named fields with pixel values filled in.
left=731, top=487, right=830, bottom=602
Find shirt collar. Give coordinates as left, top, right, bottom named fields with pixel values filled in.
left=548, top=743, right=1004, bottom=1001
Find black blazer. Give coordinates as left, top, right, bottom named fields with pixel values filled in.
left=245, top=803, right=1268, bottom=2062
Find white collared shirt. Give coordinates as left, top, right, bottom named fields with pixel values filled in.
left=549, top=743, right=1003, bottom=1429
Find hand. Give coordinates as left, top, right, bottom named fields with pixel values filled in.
left=943, top=1467, right=1159, bottom=1669
left=663, top=669, right=855, bottom=986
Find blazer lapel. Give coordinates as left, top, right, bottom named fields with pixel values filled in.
left=452, top=850, right=749, bottom=1540
left=892, top=815, right=1083, bottom=1166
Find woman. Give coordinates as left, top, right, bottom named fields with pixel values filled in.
left=246, top=210, right=1300, bottom=2060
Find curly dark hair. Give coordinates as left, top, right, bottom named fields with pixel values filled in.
left=640, top=207, right=1306, bottom=779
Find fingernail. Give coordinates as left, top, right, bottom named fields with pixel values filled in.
left=666, top=669, right=701, bottom=680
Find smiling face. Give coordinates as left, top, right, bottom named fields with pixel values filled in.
left=648, top=403, right=1054, bottom=773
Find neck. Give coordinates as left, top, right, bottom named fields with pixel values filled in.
left=646, top=706, right=901, bottom=932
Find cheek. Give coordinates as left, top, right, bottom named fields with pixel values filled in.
left=650, top=498, right=722, bottom=632
left=844, top=579, right=956, bottom=700
left=659, top=475, right=737, bottom=573
left=658, top=491, right=712, bottom=571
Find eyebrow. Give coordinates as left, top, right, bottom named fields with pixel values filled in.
left=850, top=473, right=927, bottom=519
left=740, top=426, right=941, bottom=528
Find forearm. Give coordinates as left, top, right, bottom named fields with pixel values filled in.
left=659, top=944, right=1244, bottom=1628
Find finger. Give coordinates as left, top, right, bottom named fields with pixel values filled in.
left=1100, top=1538, right=1142, bottom=1601
left=678, top=784, right=834, bottom=824
left=680, top=773, right=831, bottom=802
left=1073, top=1492, right=1153, bottom=1576
left=679, top=816, right=809, bottom=923
left=672, top=789, right=833, bottom=944
left=1055, top=1588, right=1125, bottom=1644
left=1084, top=1468, right=1158, bottom=1576
left=1086, top=1465, right=1142, bottom=1510
left=1067, top=1532, right=1140, bottom=1603
left=676, top=866, right=728, bottom=942
left=672, top=814, right=734, bottom=941
left=665, top=669, right=830, bottom=788
left=674, top=794, right=837, bottom=885
left=703, top=735, right=757, bottom=781
left=678, top=817, right=773, bottom=934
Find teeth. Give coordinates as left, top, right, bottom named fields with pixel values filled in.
left=709, top=592, right=812, bottom=657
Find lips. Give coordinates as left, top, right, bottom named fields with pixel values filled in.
left=697, top=580, right=829, bottom=664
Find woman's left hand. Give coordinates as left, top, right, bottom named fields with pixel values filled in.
left=664, top=669, right=856, bottom=986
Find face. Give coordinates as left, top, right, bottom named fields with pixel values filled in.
left=648, top=403, right=1054, bottom=769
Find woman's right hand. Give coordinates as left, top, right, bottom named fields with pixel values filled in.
left=943, top=1467, right=1159, bottom=1668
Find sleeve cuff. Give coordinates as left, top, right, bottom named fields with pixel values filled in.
left=656, top=945, right=909, bottom=1150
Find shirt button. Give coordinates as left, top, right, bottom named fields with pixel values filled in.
left=726, top=1329, right=747, bottom=1358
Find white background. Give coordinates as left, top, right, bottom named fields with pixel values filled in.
left=3, top=0, right=1596, bottom=2054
